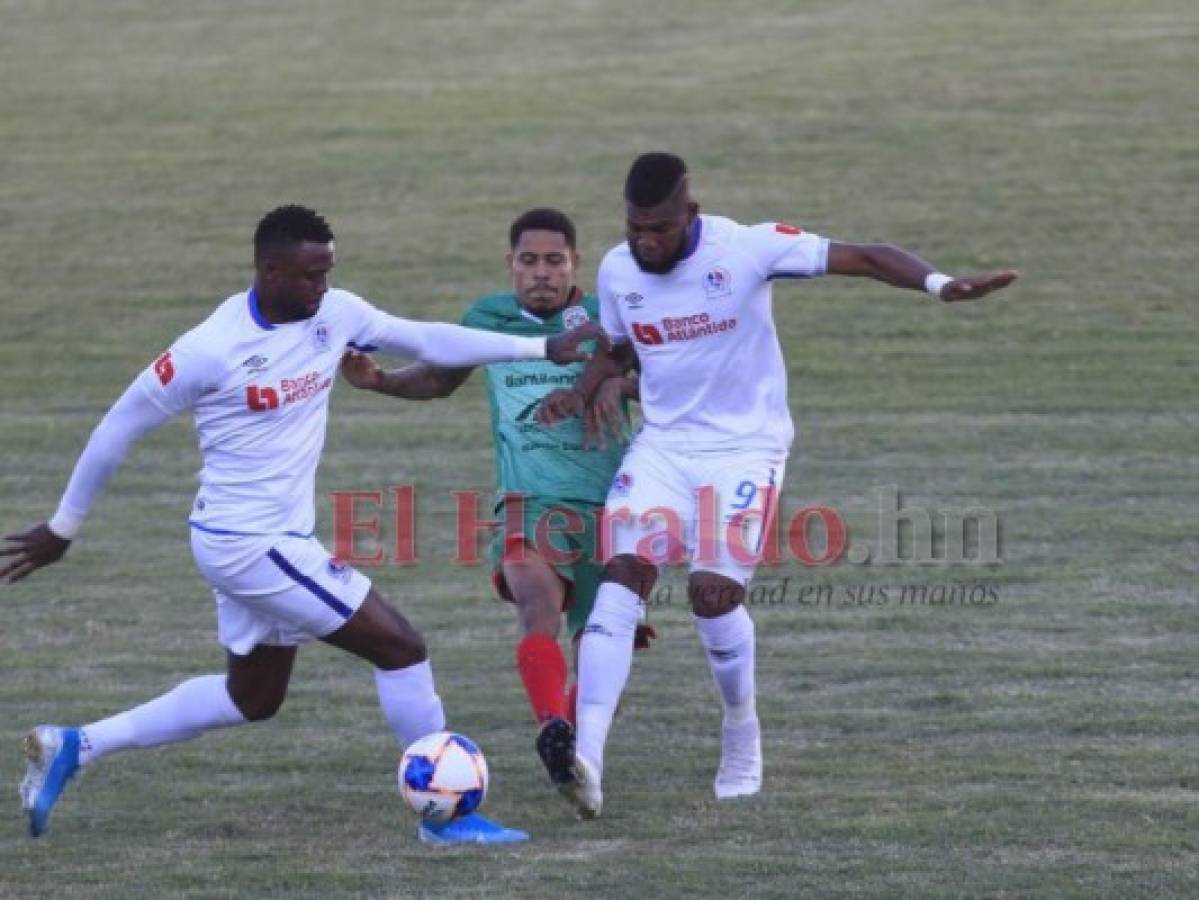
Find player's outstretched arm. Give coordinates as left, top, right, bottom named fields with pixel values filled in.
left=367, top=314, right=609, bottom=370
left=0, top=381, right=172, bottom=584
left=340, top=351, right=472, bottom=400
left=826, top=242, right=1018, bottom=302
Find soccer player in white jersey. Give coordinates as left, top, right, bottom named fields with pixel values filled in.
left=1, top=204, right=602, bottom=844
left=538, top=153, right=1018, bottom=817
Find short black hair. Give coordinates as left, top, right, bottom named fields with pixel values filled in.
left=254, top=205, right=334, bottom=260
left=509, top=207, right=576, bottom=250
left=624, top=152, right=688, bottom=207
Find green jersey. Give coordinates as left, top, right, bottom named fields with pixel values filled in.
left=461, top=289, right=628, bottom=505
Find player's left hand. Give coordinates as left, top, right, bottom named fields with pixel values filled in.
left=340, top=350, right=383, bottom=390
left=634, top=622, right=658, bottom=651
left=938, top=270, right=1019, bottom=302
left=584, top=376, right=629, bottom=449
left=0, top=523, right=71, bottom=584
left=546, top=322, right=611, bottom=364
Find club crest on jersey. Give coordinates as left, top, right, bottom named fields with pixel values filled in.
left=241, top=354, right=269, bottom=373
left=327, top=558, right=351, bottom=583
left=611, top=471, right=634, bottom=496
left=561, top=305, right=590, bottom=330
left=313, top=322, right=330, bottom=352
left=623, top=292, right=644, bottom=309
left=702, top=267, right=732, bottom=298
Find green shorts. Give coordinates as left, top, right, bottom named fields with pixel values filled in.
left=487, top=495, right=605, bottom=639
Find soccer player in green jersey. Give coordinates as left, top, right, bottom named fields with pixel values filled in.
left=341, top=207, right=641, bottom=790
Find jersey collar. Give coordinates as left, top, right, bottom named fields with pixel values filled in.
left=247, top=287, right=276, bottom=331
left=517, top=286, right=580, bottom=324
left=679, top=217, right=703, bottom=262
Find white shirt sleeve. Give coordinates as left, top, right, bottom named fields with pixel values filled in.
left=48, top=377, right=175, bottom=539
left=597, top=258, right=630, bottom=343
left=350, top=298, right=546, bottom=366
left=744, top=222, right=830, bottom=279
left=136, top=336, right=217, bottom=416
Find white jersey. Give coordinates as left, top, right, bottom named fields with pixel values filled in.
left=597, top=214, right=828, bottom=453
left=134, top=288, right=401, bottom=537
left=128, top=288, right=542, bottom=538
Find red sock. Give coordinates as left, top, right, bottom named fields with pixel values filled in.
left=516, top=633, right=567, bottom=724
left=564, top=682, right=578, bottom=728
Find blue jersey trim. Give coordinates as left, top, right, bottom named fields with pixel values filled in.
left=680, top=218, right=704, bottom=261
left=346, top=340, right=379, bottom=352
left=247, top=288, right=276, bottom=330
left=189, top=520, right=314, bottom=539
left=266, top=549, right=353, bottom=618
left=766, top=271, right=818, bottom=281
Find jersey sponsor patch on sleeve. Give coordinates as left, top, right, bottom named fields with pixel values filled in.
left=153, top=351, right=175, bottom=386
left=774, top=223, right=803, bottom=236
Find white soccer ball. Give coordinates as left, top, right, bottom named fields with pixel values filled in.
left=398, top=731, right=489, bottom=824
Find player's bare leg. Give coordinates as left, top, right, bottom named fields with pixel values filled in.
left=225, top=645, right=297, bottom=720
left=322, top=588, right=445, bottom=744
left=567, top=553, right=656, bottom=818
left=500, top=546, right=579, bottom=790
left=690, top=571, right=761, bottom=800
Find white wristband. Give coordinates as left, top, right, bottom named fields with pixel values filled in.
left=512, top=335, right=548, bottom=360
left=924, top=272, right=952, bottom=297
left=48, top=507, right=84, bottom=541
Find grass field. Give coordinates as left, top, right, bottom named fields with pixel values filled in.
left=1, top=0, right=1196, bottom=896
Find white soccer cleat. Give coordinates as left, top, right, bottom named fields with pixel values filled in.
left=714, top=719, right=762, bottom=800
left=559, top=753, right=602, bottom=819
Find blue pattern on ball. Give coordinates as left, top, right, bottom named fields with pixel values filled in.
left=449, top=734, right=480, bottom=755
left=455, top=788, right=483, bottom=817
left=403, top=755, right=436, bottom=790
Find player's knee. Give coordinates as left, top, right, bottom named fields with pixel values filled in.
left=229, top=684, right=288, bottom=722
left=517, top=600, right=561, bottom=637
left=376, top=619, right=428, bottom=670
left=602, top=554, right=658, bottom=599
left=689, top=572, right=744, bottom=618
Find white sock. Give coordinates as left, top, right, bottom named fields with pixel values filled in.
left=375, top=660, right=446, bottom=747
left=79, top=674, right=246, bottom=766
left=576, top=582, right=642, bottom=777
left=695, top=606, right=758, bottom=727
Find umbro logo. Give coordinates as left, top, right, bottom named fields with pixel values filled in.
left=623, top=292, right=644, bottom=309
left=241, top=354, right=269, bottom=372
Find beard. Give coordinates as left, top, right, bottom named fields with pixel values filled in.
left=629, top=243, right=683, bottom=275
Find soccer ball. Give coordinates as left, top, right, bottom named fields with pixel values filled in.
left=398, top=731, right=489, bottom=824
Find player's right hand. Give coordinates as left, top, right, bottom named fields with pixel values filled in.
left=536, top=388, right=585, bottom=425
left=340, top=350, right=383, bottom=390
left=0, top=524, right=71, bottom=584
left=545, top=322, right=610, bottom=365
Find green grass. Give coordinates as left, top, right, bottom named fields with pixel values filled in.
left=2, top=0, right=1197, bottom=896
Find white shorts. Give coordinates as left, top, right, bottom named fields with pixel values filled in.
left=603, top=439, right=786, bottom=585
left=190, top=530, right=372, bottom=656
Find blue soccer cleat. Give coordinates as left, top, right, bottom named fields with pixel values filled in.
left=418, top=812, right=529, bottom=845
left=19, top=725, right=82, bottom=838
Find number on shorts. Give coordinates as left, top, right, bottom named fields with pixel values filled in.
left=731, top=480, right=757, bottom=510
